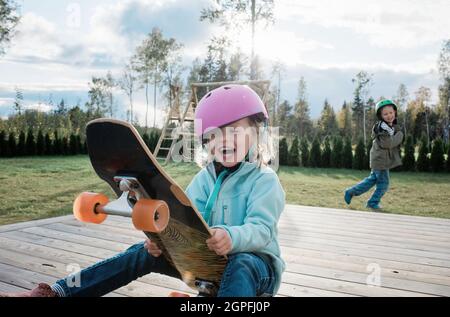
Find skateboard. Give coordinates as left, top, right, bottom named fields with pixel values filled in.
left=73, top=118, right=227, bottom=296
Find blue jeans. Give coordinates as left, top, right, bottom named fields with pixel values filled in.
left=347, top=170, right=390, bottom=208
left=52, top=242, right=275, bottom=297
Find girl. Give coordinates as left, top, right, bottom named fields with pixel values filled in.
left=344, top=99, right=403, bottom=210
left=1, top=84, right=286, bottom=297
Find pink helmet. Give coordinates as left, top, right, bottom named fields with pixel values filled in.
left=194, top=84, right=269, bottom=136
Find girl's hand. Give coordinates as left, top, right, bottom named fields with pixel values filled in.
left=206, top=228, right=232, bottom=256
left=144, top=238, right=162, bottom=257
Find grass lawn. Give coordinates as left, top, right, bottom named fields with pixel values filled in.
left=0, top=156, right=449, bottom=225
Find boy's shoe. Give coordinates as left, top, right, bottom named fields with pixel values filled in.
left=0, top=283, right=58, bottom=297
left=344, top=189, right=353, bottom=205
left=366, top=204, right=382, bottom=211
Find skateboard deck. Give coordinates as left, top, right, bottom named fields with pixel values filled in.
left=73, top=118, right=227, bottom=296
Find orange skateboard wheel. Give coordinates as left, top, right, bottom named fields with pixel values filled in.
left=73, top=192, right=109, bottom=224
left=132, top=199, right=169, bottom=233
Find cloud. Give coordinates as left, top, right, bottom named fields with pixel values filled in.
left=276, top=0, right=450, bottom=49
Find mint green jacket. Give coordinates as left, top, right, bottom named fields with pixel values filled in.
left=185, top=161, right=286, bottom=294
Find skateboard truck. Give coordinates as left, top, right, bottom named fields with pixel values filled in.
left=73, top=176, right=170, bottom=233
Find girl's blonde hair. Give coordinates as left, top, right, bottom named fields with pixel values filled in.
left=194, top=115, right=277, bottom=169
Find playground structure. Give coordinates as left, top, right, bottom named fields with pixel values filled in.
left=153, top=80, right=271, bottom=163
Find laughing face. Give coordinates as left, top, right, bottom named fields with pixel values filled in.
left=380, top=105, right=396, bottom=126
left=205, top=117, right=256, bottom=168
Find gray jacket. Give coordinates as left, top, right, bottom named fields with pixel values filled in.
left=370, top=122, right=404, bottom=170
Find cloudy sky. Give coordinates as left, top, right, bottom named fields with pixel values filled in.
left=0, top=0, right=449, bottom=125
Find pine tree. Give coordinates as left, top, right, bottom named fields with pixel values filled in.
left=25, top=128, right=36, bottom=156
left=288, top=137, right=300, bottom=166
left=354, top=137, right=366, bottom=170
left=36, top=130, right=45, bottom=155
left=76, top=135, right=83, bottom=154
left=447, top=143, right=450, bottom=172
left=44, top=133, right=52, bottom=155
left=143, top=133, right=151, bottom=149
left=279, top=137, right=289, bottom=166
left=61, top=136, right=69, bottom=155
left=331, top=136, right=343, bottom=168
left=416, top=136, right=429, bottom=172
left=69, top=134, right=78, bottom=155
left=53, top=131, right=61, bottom=155
left=342, top=137, right=353, bottom=169
left=402, top=135, right=415, bottom=171
left=17, top=131, right=26, bottom=156
left=0, top=131, right=5, bottom=157
left=430, top=138, right=445, bottom=172
left=365, top=140, right=372, bottom=170
left=7, top=132, right=16, bottom=157
left=300, top=138, right=309, bottom=167
left=321, top=137, right=331, bottom=168
left=309, top=137, right=322, bottom=167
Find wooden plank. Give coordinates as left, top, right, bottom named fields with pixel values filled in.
left=20, top=226, right=131, bottom=252
left=278, top=239, right=450, bottom=268
left=278, top=220, right=450, bottom=245
left=281, top=213, right=450, bottom=236
left=0, top=215, right=73, bottom=233
left=0, top=236, right=195, bottom=295
left=286, top=262, right=450, bottom=296
left=283, top=208, right=450, bottom=234
left=281, top=272, right=434, bottom=297
left=282, top=249, right=450, bottom=284
left=285, top=204, right=450, bottom=226
left=279, top=235, right=450, bottom=263
left=0, top=281, right=28, bottom=293
left=278, top=226, right=450, bottom=254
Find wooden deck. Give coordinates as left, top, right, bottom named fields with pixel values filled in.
left=0, top=204, right=449, bottom=297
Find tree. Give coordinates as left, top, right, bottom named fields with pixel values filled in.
left=337, top=101, right=352, bottom=139
left=133, top=28, right=176, bottom=129
left=318, top=99, right=338, bottom=137
left=416, top=136, right=430, bottom=172
left=309, top=137, right=322, bottom=167
left=411, top=86, right=432, bottom=147
left=44, top=132, right=52, bottom=155
left=331, top=136, right=343, bottom=168
left=276, top=100, right=292, bottom=137
left=0, top=0, right=20, bottom=55
left=17, top=130, right=26, bottom=156
left=0, top=130, right=5, bottom=157
left=228, top=48, right=247, bottom=81
left=69, top=134, right=79, bottom=155
left=13, top=86, right=23, bottom=115
left=342, top=137, right=353, bottom=169
left=86, top=77, right=109, bottom=117
left=394, top=83, right=409, bottom=135
left=294, top=77, right=312, bottom=139
left=25, top=128, right=36, bottom=156
left=7, top=131, right=16, bottom=156
left=321, top=137, right=331, bottom=168
left=447, top=142, right=450, bottom=172
left=402, top=135, right=415, bottom=171
left=353, top=138, right=366, bottom=170
left=271, top=61, right=285, bottom=124
left=201, top=0, right=274, bottom=79
left=352, top=71, right=373, bottom=144
left=279, top=137, right=288, bottom=166
left=288, top=136, right=300, bottom=166
left=300, top=138, right=309, bottom=167
left=36, top=130, right=45, bottom=155
left=438, top=39, right=450, bottom=144
left=118, top=64, right=138, bottom=123
left=430, top=138, right=445, bottom=172
left=365, top=140, right=372, bottom=169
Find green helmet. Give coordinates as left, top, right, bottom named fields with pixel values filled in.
left=376, top=99, right=397, bottom=120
